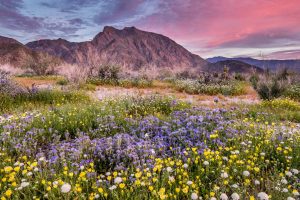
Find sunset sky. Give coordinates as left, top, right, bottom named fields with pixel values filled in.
left=1, top=0, right=300, bottom=59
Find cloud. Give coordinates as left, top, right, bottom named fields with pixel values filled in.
left=93, top=0, right=161, bottom=26
left=40, top=0, right=101, bottom=12
left=1, top=0, right=300, bottom=59
left=0, top=1, right=41, bottom=31
left=266, top=49, right=300, bottom=59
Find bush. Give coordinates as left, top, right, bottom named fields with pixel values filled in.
left=23, top=53, right=60, bottom=76
left=98, top=65, right=120, bottom=81
left=56, top=78, right=69, bottom=86
left=284, top=85, right=300, bottom=101
left=256, top=78, right=289, bottom=100
left=173, top=79, right=246, bottom=96
left=0, top=70, right=26, bottom=95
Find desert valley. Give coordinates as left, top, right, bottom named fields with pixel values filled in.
left=1, top=1, right=300, bottom=200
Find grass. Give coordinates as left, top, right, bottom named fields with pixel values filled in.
left=244, top=98, right=300, bottom=123
left=0, top=89, right=89, bottom=114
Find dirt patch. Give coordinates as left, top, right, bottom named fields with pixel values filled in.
left=94, top=86, right=260, bottom=106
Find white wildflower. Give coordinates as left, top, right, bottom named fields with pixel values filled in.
left=281, top=179, right=288, bottom=184
left=20, top=182, right=30, bottom=188
left=257, top=192, right=269, bottom=200
left=191, top=193, right=198, bottom=200
left=286, top=171, right=292, bottom=177
left=287, top=197, right=295, bottom=200
left=282, top=188, right=288, bottom=193
left=109, top=185, right=117, bottom=190
left=242, top=171, right=250, bottom=177
left=61, top=183, right=71, bottom=193
left=292, top=169, right=299, bottom=175
left=231, top=193, right=240, bottom=200
left=114, top=177, right=122, bottom=184
left=221, top=172, right=228, bottom=178
left=166, top=167, right=173, bottom=172
left=220, top=193, right=228, bottom=200
left=187, top=180, right=193, bottom=185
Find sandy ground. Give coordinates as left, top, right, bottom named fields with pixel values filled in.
left=14, top=77, right=260, bottom=106
left=94, top=86, right=260, bottom=106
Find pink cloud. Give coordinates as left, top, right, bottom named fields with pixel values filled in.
left=136, top=0, right=300, bottom=57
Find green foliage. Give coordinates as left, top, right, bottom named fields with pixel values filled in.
left=56, top=78, right=69, bottom=86
left=246, top=98, right=300, bottom=123
left=249, top=74, right=259, bottom=89
left=87, top=77, right=153, bottom=88
left=173, top=79, right=247, bottom=96
left=284, top=85, right=300, bottom=101
left=7, top=95, right=190, bottom=141
left=98, top=65, right=120, bottom=81
left=0, top=90, right=89, bottom=114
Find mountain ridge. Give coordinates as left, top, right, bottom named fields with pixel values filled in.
left=26, top=26, right=208, bottom=72
left=0, top=26, right=286, bottom=75
left=207, top=56, right=300, bottom=72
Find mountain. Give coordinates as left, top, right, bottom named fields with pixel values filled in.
left=0, top=36, right=60, bottom=68
left=207, top=56, right=300, bottom=73
left=0, top=36, right=37, bottom=66
left=26, top=26, right=208, bottom=72
left=1, top=27, right=281, bottom=75
left=208, top=60, right=263, bottom=74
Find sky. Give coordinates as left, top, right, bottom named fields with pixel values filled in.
left=1, top=0, right=300, bottom=59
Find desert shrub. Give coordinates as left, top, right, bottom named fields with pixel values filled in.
left=176, top=70, right=198, bottom=79
left=0, top=69, right=26, bottom=95
left=249, top=74, right=259, bottom=89
left=255, top=71, right=290, bottom=100
left=58, top=64, right=89, bottom=84
left=56, top=78, right=69, bottom=86
left=23, top=53, right=60, bottom=76
left=252, top=68, right=297, bottom=100
left=234, top=73, right=246, bottom=81
left=98, top=65, right=120, bottom=81
left=173, top=79, right=246, bottom=96
left=283, top=85, right=300, bottom=101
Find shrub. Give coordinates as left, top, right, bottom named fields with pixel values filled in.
left=56, top=78, right=69, bottom=86
left=0, top=69, right=26, bottom=95
left=256, top=77, right=289, bottom=100
left=249, top=74, right=259, bottom=89
left=98, top=65, right=120, bottom=81
left=284, top=85, right=300, bottom=101
left=173, top=79, right=246, bottom=96
left=23, top=53, right=60, bottom=76
left=58, top=64, right=89, bottom=84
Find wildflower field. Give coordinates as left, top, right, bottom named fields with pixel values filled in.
left=0, top=73, right=300, bottom=200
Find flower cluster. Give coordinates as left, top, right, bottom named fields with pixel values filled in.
left=0, top=97, right=299, bottom=199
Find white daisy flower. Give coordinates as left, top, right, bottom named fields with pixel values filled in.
left=61, top=183, right=71, bottom=193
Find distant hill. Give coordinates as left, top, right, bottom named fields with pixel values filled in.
left=0, top=36, right=60, bottom=68
left=208, top=60, right=263, bottom=74
left=207, top=56, right=300, bottom=73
